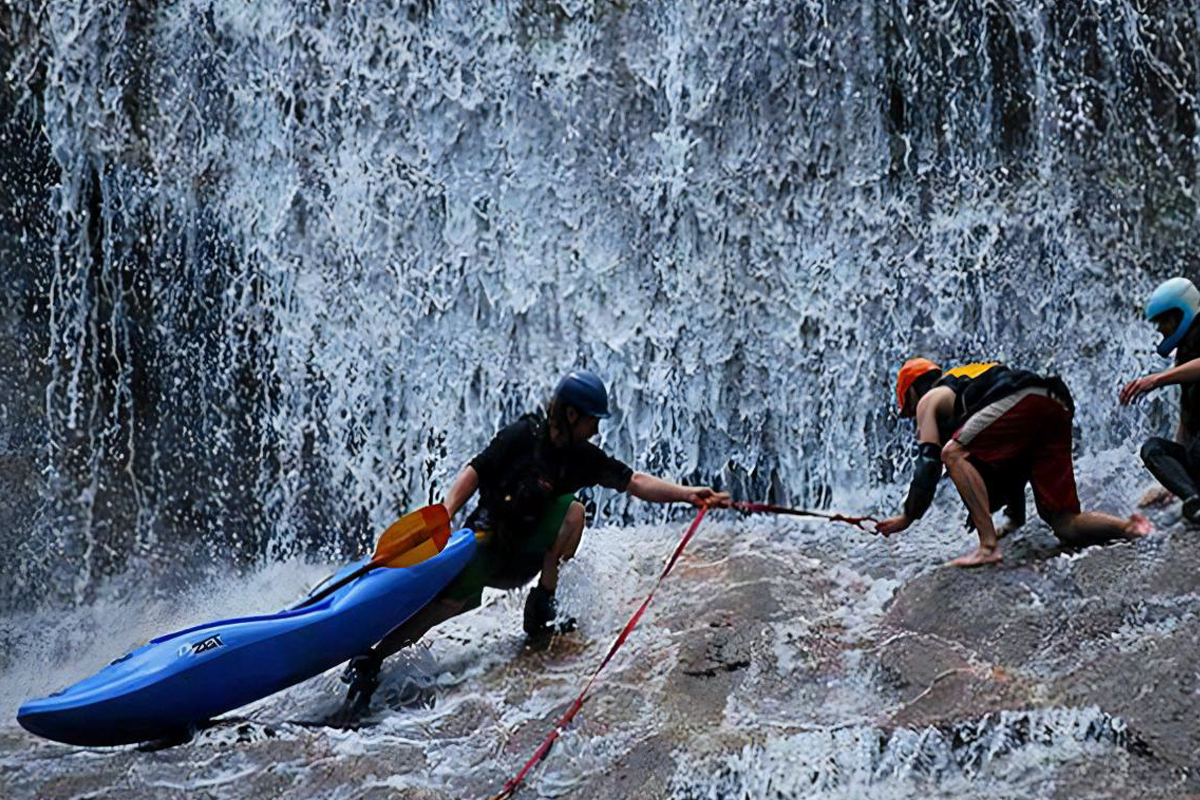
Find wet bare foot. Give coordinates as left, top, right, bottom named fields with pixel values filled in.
left=948, top=545, right=1003, bottom=568
left=1138, top=486, right=1174, bottom=508
left=1124, top=513, right=1154, bottom=539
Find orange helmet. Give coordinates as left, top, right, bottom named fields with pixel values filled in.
left=896, top=357, right=941, bottom=413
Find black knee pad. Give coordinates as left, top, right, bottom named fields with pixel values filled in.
left=1141, top=437, right=1171, bottom=466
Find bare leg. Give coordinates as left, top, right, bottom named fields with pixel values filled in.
left=334, top=596, right=468, bottom=721
left=942, top=441, right=1003, bottom=567
left=336, top=572, right=473, bottom=718
left=537, top=501, right=586, bottom=592
left=1049, top=512, right=1153, bottom=548
left=371, top=596, right=469, bottom=661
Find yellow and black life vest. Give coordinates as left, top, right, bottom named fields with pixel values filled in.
left=943, top=362, right=1001, bottom=380
left=934, top=362, right=1073, bottom=442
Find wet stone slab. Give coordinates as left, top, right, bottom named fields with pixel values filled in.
left=877, top=524, right=1200, bottom=796
left=4, top=521, right=1199, bottom=798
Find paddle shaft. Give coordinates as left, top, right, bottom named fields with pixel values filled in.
left=290, top=556, right=389, bottom=611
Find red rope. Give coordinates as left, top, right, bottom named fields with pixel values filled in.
left=487, top=505, right=709, bottom=800
left=731, top=500, right=877, bottom=531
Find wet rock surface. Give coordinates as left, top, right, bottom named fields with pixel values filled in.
left=881, top=530, right=1200, bottom=779
left=3, top=517, right=1199, bottom=799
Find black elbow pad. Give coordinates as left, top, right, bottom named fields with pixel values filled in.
left=903, top=442, right=943, bottom=520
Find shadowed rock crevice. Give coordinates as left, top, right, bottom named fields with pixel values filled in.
left=679, top=620, right=753, bottom=678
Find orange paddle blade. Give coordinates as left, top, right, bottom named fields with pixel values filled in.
left=373, top=504, right=451, bottom=567
left=384, top=537, right=442, bottom=568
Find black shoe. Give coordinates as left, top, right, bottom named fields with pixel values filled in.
left=339, top=653, right=381, bottom=713
left=523, top=585, right=577, bottom=637
left=1183, top=496, right=1200, bottom=524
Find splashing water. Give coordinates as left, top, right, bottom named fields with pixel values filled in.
left=1, top=0, right=1197, bottom=600
left=1, top=1, right=1199, bottom=797
left=670, top=707, right=1151, bottom=800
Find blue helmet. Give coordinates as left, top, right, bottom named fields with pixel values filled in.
left=1145, top=277, right=1200, bottom=356
left=553, top=369, right=611, bottom=418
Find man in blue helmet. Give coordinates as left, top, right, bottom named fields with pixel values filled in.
left=1120, top=277, right=1200, bottom=522
left=338, top=369, right=730, bottom=714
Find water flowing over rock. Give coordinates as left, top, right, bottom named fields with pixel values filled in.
left=1, top=1, right=1199, bottom=798
left=2, top=0, right=1198, bottom=595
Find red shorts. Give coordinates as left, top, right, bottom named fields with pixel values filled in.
left=953, top=390, right=1081, bottom=519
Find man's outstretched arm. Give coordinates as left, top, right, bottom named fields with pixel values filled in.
left=876, top=387, right=953, bottom=535
left=1120, top=357, right=1200, bottom=404
left=626, top=472, right=730, bottom=507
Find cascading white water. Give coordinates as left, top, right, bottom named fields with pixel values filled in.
left=1, top=4, right=1199, bottom=797
left=3, top=0, right=1197, bottom=598
left=669, top=707, right=1149, bottom=799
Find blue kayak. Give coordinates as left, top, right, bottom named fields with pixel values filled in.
left=17, top=529, right=476, bottom=746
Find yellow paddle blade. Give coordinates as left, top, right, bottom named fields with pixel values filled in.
left=373, top=504, right=451, bottom=565
left=379, top=522, right=490, bottom=568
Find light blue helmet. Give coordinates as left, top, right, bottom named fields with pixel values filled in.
left=1145, top=277, right=1200, bottom=356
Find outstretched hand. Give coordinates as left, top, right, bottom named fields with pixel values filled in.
left=688, top=487, right=732, bottom=508
left=1119, top=374, right=1161, bottom=405
left=874, top=514, right=911, bottom=537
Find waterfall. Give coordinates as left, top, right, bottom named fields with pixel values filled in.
left=1, top=0, right=1197, bottom=603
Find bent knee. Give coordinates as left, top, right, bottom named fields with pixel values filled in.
left=1140, top=437, right=1168, bottom=464
left=553, top=502, right=587, bottom=559
left=940, top=440, right=965, bottom=465
left=565, top=500, right=586, bottom=531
